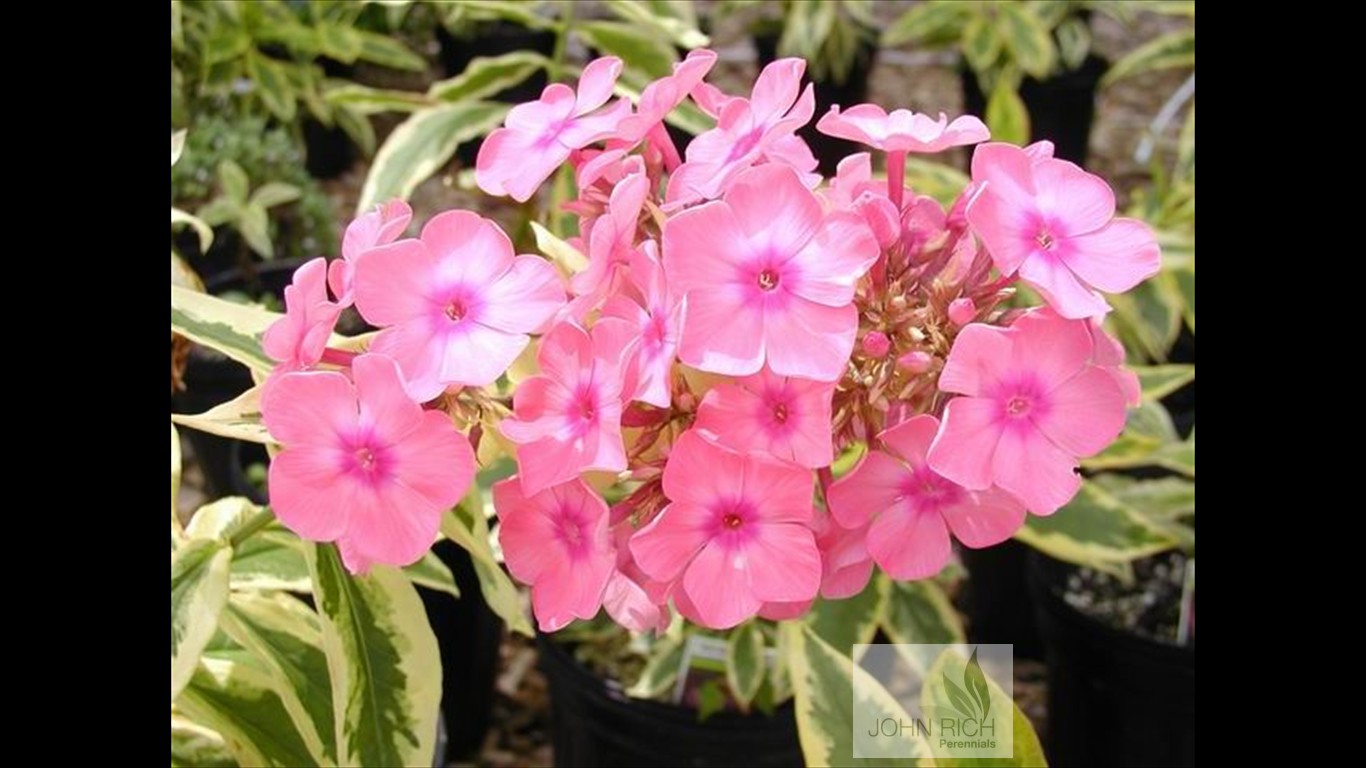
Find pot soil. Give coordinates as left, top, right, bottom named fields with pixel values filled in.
left=537, top=634, right=802, bottom=767
left=1029, top=551, right=1194, bottom=767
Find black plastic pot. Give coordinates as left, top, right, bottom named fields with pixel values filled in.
left=537, top=635, right=803, bottom=768
left=960, top=540, right=1043, bottom=660
left=303, top=117, right=358, bottom=179
left=418, top=540, right=504, bottom=763
left=439, top=21, right=557, bottom=167
left=1028, top=553, right=1195, bottom=767
left=754, top=33, right=878, bottom=176
left=961, top=55, right=1107, bottom=166
left=172, top=260, right=303, bottom=500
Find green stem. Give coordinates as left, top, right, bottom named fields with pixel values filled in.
left=550, top=1, right=576, bottom=81
left=229, top=505, right=276, bottom=548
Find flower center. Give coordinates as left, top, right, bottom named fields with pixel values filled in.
left=354, top=447, right=377, bottom=472
left=1035, top=230, right=1057, bottom=250
left=772, top=403, right=789, bottom=424
left=558, top=517, right=583, bottom=547
left=444, top=300, right=467, bottom=322
left=1005, top=395, right=1032, bottom=417
left=757, top=268, right=780, bottom=291
left=723, top=512, right=744, bottom=529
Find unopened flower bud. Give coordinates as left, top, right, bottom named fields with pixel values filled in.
left=675, top=391, right=697, bottom=412
left=948, top=298, right=977, bottom=327
left=898, top=350, right=933, bottom=373
left=861, top=331, right=892, bottom=358
left=890, top=295, right=908, bottom=310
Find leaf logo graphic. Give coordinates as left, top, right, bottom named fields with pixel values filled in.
left=941, top=648, right=992, bottom=721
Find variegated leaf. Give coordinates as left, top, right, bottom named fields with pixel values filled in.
left=172, top=539, right=233, bottom=700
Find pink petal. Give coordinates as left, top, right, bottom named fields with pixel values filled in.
left=743, top=522, right=821, bottom=603
left=927, top=396, right=1005, bottom=490
left=676, top=288, right=766, bottom=376
left=506, top=84, right=576, bottom=132
left=991, top=425, right=1081, bottom=515
left=575, top=57, right=623, bottom=114
left=1062, top=218, right=1162, bottom=294
left=750, top=58, right=805, bottom=123
left=1033, top=158, right=1115, bottom=235
left=493, top=479, right=560, bottom=583
left=367, top=321, right=447, bottom=402
left=603, top=569, right=666, bottom=633
left=630, top=501, right=714, bottom=582
left=815, top=104, right=885, bottom=146
left=763, top=298, right=857, bottom=382
left=530, top=558, right=611, bottom=632
left=558, top=98, right=632, bottom=147
left=353, top=239, right=436, bottom=326
left=877, top=414, right=938, bottom=469
left=1018, top=250, right=1110, bottom=319
left=822, top=560, right=874, bottom=600
left=965, top=183, right=1038, bottom=277
left=940, top=486, right=1026, bottom=549
left=740, top=453, right=814, bottom=525
left=499, top=377, right=573, bottom=444
left=785, top=211, right=879, bottom=307
left=1009, top=310, right=1094, bottom=392
left=388, top=411, right=473, bottom=510
left=939, top=324, right=1013, bottom=396
left=435, top=322, right=530, bottom=389
left=662, top=201, right=751, bottom=294
left=352, top=354, right=423, bottom=443
left=260, top=370, right=356, bottom=445
left=510, top=435, right=583, bottom=497
left=759, top=600, right=813, bottom=621
left=476, top=256, right=565, bottom=334
left=422, top=210, right=516, bottom=288
left=345, top=479, right=444, bottom=568
left=1033, top=366, right=1126, bottom=456
left=970, top=143, right=1037, bottom=208
left=661, top=431, right=747, bottom=508
left=867, top=507, right=952, bottom=581
left=268, top=446, right=352, bottom=541
left=725, top=165, right=824, bottom=259
left=829, top=451, right=912, bottom=529
left=537, top=321, right=595, bottom=387
left=681, top=541, right=764, bottom=629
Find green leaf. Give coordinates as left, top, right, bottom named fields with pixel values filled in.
left=783, top=622, right=929, bottom=765
left=1134, top=364, right=1196, bottom=401
left=1103, top=27, right=1195, bottom=86
left=577, top=21, right=677, bottom=79
left=986, top=80, right=1030, bottom=146
left=627, top=634, right=684, bottom=699
left=173, top=385, right=272, bottom=445
left=428, top=51, right=549, bottom=103
left=1108, top=271, right=1184, bottom=360
left=195, top=197, right=239, bottom=228
left=880, top=578, right=966, bottom=645
left=441, top=503, right=533, bottom=636
left=1014, top=480, right=1176, bottom=570
left=1174, top=264, right=1195, bottom=332
left=218, top=160, right=250, bottom=204
left=696, top=679, right=728, bottom=721
left=1056, top=16, right=1091, bottom=70
left=246, top=53, right=298, bottom=122
left=358, top=101, right=509, bottom=211
left=177, top=656, right=318, bottom=767
left=356, top=29, right=426, bottom=71
left=307, top=543, right=443, bottom=768
left=805, top=579, right=883, bottom=655
left=334, top=104, right=377, bottom=157
left=603, top=0, right=709, bottom=48
left=204, top=27, right=250, bottom=67
left=404, top=550, right=461, bottom=598
left=325, top=83, right=431, bottom=115
left=171, top=713, right=235, bottom=768
left=172, top=539, right=233, bottom=699
left=317, top=22, right=363, bottom=63
left=904, top=158, right=972, bottom=207
left=531, top=220, right=589, bottom=276
left=726, top=622, right=766, bottom=707
left=921, top=649, right=1047, bottom=767
left=185, top=497, right=266, bottom=542
left=232, top=530, right=313, bottom=592
left=238, top=204, right=275, bottom=259
left=172, top=129, right=187, bottom=166
left=1091, top=475, right=1195, bottom=521
left=999, top=3, right=1056, bottom=79
left=220, top=592, right=336, bottom=764
left=883, top=0, right=972, bottom=48
left=171, top=207, right=215, bottom=253
left=250, top=182, right=302, bottom=210
left=961, top=14, right=1001, bottom=76
left=170, top=285, right=281, bottom=374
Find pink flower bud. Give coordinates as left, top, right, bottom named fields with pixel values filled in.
left=862, top=331, right=892, bottom=358
left=898, top=350, right=933, bottom=373
left=948, top=298, right=977, bottom=327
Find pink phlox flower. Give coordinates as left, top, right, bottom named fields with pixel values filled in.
left=1013, top=307, right=1141, bottom=407
left=602, top=242, right=683, bottom=408
left=495, top=477, right=615, bottom=632
left=499, top=320, right=632, bottom=495
left=665, top=58, right=818, bottom=206
left=695, top=366, right=835, bottom=469
left=263, top=257, right=343, bottom=372
left=663, top=164, right=878, bottom=381
left=927, top=317, right=1128, bottom=514
left=261, top=354, right=475, bottom=573
left=615, top=49, right=718, bottom=147
left=966, top=142, right=1161, bottom=319
left=629, top=430, right=820, bottom=629
left=817, top=105, right=989, bottom=153
left=477, top=56, right=631, bottom=202
left=571, top=170, right=649, bottom=311
left=354, top=210, right=565, bottom=401
left=328, top=199, right=412, bottom=305
left=825, top=152, right=900, bottom=249
left=831, top=415, right=1025, bottom=580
